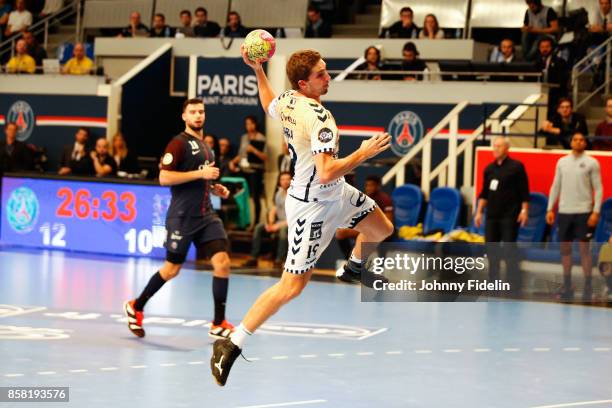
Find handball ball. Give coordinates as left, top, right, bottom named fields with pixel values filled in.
left=243, top=29, right=276, bottom=62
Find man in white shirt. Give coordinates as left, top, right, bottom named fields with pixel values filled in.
left=5, top=0, right=31, bottom=38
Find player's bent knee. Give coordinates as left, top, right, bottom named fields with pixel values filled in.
left=160, top=264, right=181, bottom=280
left=211, top=252, right=231, bottom=277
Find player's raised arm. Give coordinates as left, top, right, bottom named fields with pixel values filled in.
left=240, top=44, right=277, bottom=113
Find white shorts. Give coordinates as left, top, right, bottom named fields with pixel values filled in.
left=284, top=183, right=376, bottom=274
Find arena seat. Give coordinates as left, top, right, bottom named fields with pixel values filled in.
left=231, top=0, right=309, bottom=31
left=155, top=0, right=229, bottom=28
left=423, top=187, right=461, bottom=234
left=391, top=184, right=422, bottom=228
left=517, top=193, right=548, bottom=243
left=83, top=0, right=154, bottom=30
left=595, top=198, right=612, bottom=243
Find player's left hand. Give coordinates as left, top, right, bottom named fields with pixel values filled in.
left=587, top=212, right=600, bottom=228
left=211, top=184, right=230, bottom=199
left=517, top=210, right=529, bottom=227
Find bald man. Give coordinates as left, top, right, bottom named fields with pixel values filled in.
left=62, top=43, right=94, bottom=75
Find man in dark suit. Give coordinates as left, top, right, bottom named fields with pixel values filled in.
left=305, top=6, right=332, bottom=38
left=58, top=127, right=94, bottom=176
left=535, top=37, right=569, bottom=119
left=0, top=122, right=33, bottom=172
left=194, top=7, right=221, bottom=38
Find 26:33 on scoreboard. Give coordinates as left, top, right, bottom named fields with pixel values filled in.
left=0, top=176, right=213, bottom=258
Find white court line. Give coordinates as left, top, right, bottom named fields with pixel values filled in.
left=474, top=348, right=491, bottom=353
left=5, top=373, right=24, bottom=377
left=504, top=348, right=520, bottom=352
left=299, top=354, right=317, bottom=359
left=0, top=305, right=47, bottom=319
left=272, top=356, right=288, bottom=360
left=236, top=399, right=327, bottom=408
left=356, top=352, right=374, bottom=356
left=563, top=348, right=581, bottom=352
left=594, top=348, right=610, bottom=352
left=358, top=328, right=388, bottom=341
left=443, top=349, right=462, bottom=353
left=533, top=348, right=551, bottom=352
left=415, top=350, right=432, bottom=354
left=100, top=367, right=118, bottom=371
left=69, top=369, right=88, bottom=373
left=188, top=361, right=205, bottom=365
left=530, top=399, right=612, bottom=408
left=385, top=351, right=403, bottom=355
left=160, top=363, right=176, bottom=367
left=37, top=371, right=56, bottom=375
left=130, top=365, right=147, bottom=369
left=327, top=353, right=344, bottom=357
left=249, top=358, right=261, bottom=362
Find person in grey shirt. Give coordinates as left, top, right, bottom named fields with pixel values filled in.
left=546, top=132, right=603, bottom=301
left=243, top=172, right=291, bottom=268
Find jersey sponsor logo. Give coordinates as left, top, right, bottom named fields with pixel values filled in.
left=7, top=100, right=35, bottom=142
left=318, top=127, right=334, bottom=143
left=309, top=221, right=323, bottom=241
left=280, top=112, right=296, bottom=125
left=388, top=111, right=424, bottom=157
left=319, top=178, right=341, bottom=190
left=350, top=191, right=367, bottom=207
left=162, top=153, right=173, bottom=165
left=6, top=187, right=39, bottom=234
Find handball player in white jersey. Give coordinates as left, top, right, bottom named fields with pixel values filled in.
left=211, top=47, right=394, bottom=386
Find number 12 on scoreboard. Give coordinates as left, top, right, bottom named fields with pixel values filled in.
left=39, top=223, right=67, bottom=247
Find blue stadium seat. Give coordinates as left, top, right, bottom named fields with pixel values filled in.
left=517, top=193, right=548, bottom=242
left=57, top=43, right=95, bottom=64
left=595, top=198, right=612, bottom=243
left=423, top=187, right=461, bottom=234
left=391, top=184, right=422, bottom=228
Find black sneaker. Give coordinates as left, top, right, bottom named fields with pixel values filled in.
left=582, top=285, right=593, bottom=302
left=211, top=338, right=241, bottom=386
left=336, top=261, right=389, bottom=288
left=555, top=285, right=574, bottom=302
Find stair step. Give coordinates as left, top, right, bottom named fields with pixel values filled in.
left=355, top=13, right=381, bottom=25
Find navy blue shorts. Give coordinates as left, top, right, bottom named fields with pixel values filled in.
left=557, top=213, right=592, bottom=242
left=164, top=215, right=229, bottom=263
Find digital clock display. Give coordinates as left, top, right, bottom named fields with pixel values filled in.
left=0, top=177, right=218, bottom=258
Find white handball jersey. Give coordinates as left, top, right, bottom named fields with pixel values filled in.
left=268, top=90, right=344, bottom=202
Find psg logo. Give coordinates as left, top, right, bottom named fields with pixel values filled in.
left=6, top=187, right=39, bottom=234
left=7, top=100, right=35, bottom=142
left=387, top=111, right=423, bottom=157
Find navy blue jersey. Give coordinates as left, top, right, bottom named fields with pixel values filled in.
left=160, top=132, right=215, bottom=218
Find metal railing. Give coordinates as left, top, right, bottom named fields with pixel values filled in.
left=329, top=69, right=542, bottom=82
left=572, top=36, right=612, bottom=110
left=0, top=0, right=80, bottom=60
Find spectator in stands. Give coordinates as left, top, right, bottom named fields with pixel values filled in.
left=336, top=175, right=394, bottom=259
left=588, top=0, right=612, bottom=44
left=218, top=137, right=235, bottom=178
left=0, top=122, right=33, bottom=172
left=175, top=10, right=194, bottom=38
left=305, top=5, right=332, bottom=38
left=401, top=41, right=426, bottom=81
left=204, top=134, right=220, bottom=162
left=594, top=97, right=612, bottom=151
left=475, top=137, right=529, bottom=290
left=6, top=39, right=35, bottom=74
left=380, top=6, right=419, bottom=39
left=277, top=142, right=292, bottom=175
left=351, top=46, right=383, bottom=80
left=39, top=0, right=63, bottom=19
left=489, top=39, right=519, bottom=63
left=540, top=98, right=588, bottom=148
left=535, top=37, right=569, bottom=118
left=419, top=14, right=444, bottom=40
left=23, top=30, right=47, bottom=69
left=4, top=0, right=31, bottom=38
left=62, top=42, right=93, bottom=75
left=59, top=127, right=94, bottom=176
left=0, top=0, right=12, bottom=41
left=231, top=115, right=267, bottom=223
left=111, top=132, right=138, bottom=174
left=91, top=137, right=117, bottom=177
left=119, top=11, right=149, bottom=38
left=149, top=13, right=175, bottom=38
left=310, top=0, right=334, bottom=23
left=223, top=11, right=248, bottom=38
left=521, top=0, right=560, bottom=62
left=546, top=131, right=603, bottom=301
left=243, top=171, right=291, bottom=268
left=194, top=7, right=221, bottom=38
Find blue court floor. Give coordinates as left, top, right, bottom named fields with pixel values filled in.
left=0, top=248, right=611, bottom=408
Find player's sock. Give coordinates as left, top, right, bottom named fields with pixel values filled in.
left=337, top=239, right=352, bottom=259
left=349, top=252, right=362, bottom=265
left=584, top=276, right=592, bottom=288
left=230, top=323, right=252, bottom=348
left=212, top=276, right=229, bottom=325
left=134, top=271, right=166, bottom=311
left=563, top=274, right=571, bottom=289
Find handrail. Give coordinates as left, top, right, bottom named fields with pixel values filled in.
left=382, top=100, right=469, bottom=195
left=0, top=0, right=79, bottom=58
left=572, top=36, right=612, bottom=110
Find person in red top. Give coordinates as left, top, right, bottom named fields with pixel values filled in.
left=594, top=97, right=612, bottom=151
left=123, top=98, right=235, bottom=340
left=335, top=174, right=394, bottom=261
